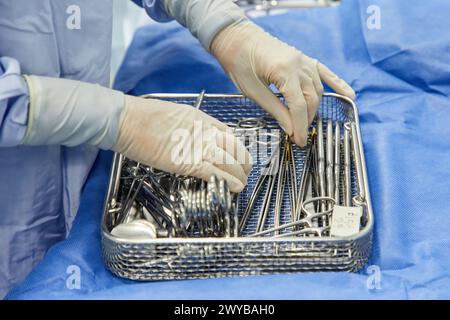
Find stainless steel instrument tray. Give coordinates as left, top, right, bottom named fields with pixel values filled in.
left=101, top=93, right=373, bottom=280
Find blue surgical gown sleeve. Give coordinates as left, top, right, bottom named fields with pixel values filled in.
left=132, top=0, right=247, bottom=50
left=131, top=0, right=173, bottom=22
left=0, top=57, right=29, bottom=147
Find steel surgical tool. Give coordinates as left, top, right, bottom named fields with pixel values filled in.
left=326, top=120, right=334, bottom=202
left=273, top=135, right=288, bottom=235
left=253, top=134, right=297, bottom=236
left=294, top=129, right=315, bottom=222
left=343, top=122, right=352, bottom=206
left=350, top=122, right=366, bottom=206
left=334, top=122, right=341, bottom=205
left=111, top=156, right=235, bottom=238
left=228, top=117, right=271, bottom=160
left=173, top=175, right=235, bottom=237
left=316, top=118, right=327, bottom=222
left=239, top=135, right=280, bottom=234
left=250, top=196, right=336, bottom=238
left=235, top=0, right=341, bottom=13
left=287, top=136, right=298, bottom=221
left=116, top=163, right=147, bottom=225
left=231, top=115, right=281, bottom=235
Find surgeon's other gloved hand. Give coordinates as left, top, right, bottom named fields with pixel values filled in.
left=113, top=95, right=252, bottom=192
left=22, top=75, right=251, bottom=192
left=211, top=22, right=355, bottom=147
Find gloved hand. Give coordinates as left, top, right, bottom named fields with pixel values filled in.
left=22, top=75, right=251, bottom=192
left=211, top=21, right=356, bottom=147
left=113, top=95, right=252, bottom=192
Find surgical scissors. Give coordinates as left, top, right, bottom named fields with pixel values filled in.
left=239, top=136, right=280, bottom=234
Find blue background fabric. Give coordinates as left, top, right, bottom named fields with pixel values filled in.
left=7, top=0, right=450, bottom=299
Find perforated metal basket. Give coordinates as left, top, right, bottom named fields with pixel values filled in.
left=101, top=93, right=373, bottom=280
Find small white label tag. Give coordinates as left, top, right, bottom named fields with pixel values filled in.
left=330, top=205, right=362, bottom=237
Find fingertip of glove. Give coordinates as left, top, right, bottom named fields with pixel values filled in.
left=279, top=121, right=293, bottom=137
left=347, top=88, right=356, bottom=101
left=244, top=153, right=254, bottom=175
left=294, top=134, right=307, bottom=147
left=228, top=177, right=245, bottom=193
left=337, top=80, right=356, bottom=101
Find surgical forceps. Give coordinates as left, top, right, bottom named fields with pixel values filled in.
left=235, top=0, right=341, bottom=13
left=326, top=120, right=334, bottom=203
left=116, top=163, right=147, bottom=225
left=273, top=134, right=298, bottom=234
left=294, top=129, right=315, bottom=222
left=287, top=136, right=298, bottom=221
left=273, top=136, right=287, bottom=235
left=239, top=136, right=280, bottom=234
left=349, top=122, right=366, bottom=206
left=250, top=196, right=336, bottom=237
left=334, top=122, right=341, bottom=205
left=231, top=117, right=272, bottom=152
left=232, top=116, right=281, bottom=235
left=316, top=118, right=327, bottom=223
left=343, top=123, right=352, bottom=206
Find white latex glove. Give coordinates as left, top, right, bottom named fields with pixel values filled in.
left=22, top=75, right=124, bottom=148
left=22, top=75, right=251, bottom=192
left=113, top=96, right=252, bottom=192
left=211, top=22, right=356, bottom=147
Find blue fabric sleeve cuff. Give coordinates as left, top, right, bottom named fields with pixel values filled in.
left=141, top=0, right=173, bottom=22
left=0, top=57, right=29, bottom=147
left=198, top=9, right=247, bottom=51
left=164, top=0, right=248, bottom=51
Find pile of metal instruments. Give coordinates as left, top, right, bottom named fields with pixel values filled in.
left=102, top=92, right=373, bottom=280
left=109, top=163, right=239, bottom=239
left=234, top=0, right=341, bottom=14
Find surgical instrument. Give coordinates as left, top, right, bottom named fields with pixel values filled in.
left=343, top=123, right=352, bottom=206
left=324, top=119, right=334, bottom=232
left=219, top=178, right=232, bottom=237
left=175, top=175, right=234, bottom=237
left=287, top=138, right=298, bottom=221
left=194, top=89, right=206, bottom=109
left=350, top=122, right=366, bottom=205
left=116, top=163, right=147, bottom=225
left=316, top=118, right=327, bottom=224
left=326, top=120, right=334, bottom=200
left=254, top=145, right=280, bottom=233
left=239, top=137, right=280, bottom=234
left=250, top=196, right=336, bottom=237
left=113, top=159, right=235, bottom=238
left=273, top=135, right=288, bottom=235
left=334, top=122, right=341, bottom=205
left=111, top=153, right=124, bottom=209
left=232, top=195, right=239, bottom=237
left=259, top=134, right=297, bottom=236
left=235, top=0, right=341, bottom=13
left=294, top=129, right=315, bottom=221
left=111, top=219, right=157, bottom=240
